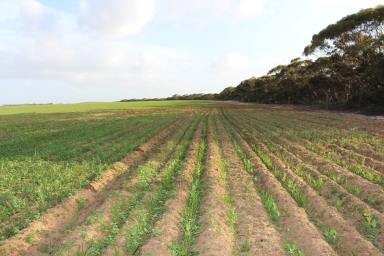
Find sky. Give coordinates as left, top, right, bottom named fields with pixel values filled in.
left=0, top=0, right=382, bottom=104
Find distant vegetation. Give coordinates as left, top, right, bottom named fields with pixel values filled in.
left=217, top=5, right=384, bottom=108
left=0, top=101, right=216, bottom=115
left=120, top=6, right=384, bottom=110
left=121, top=93, right=218, bottom=102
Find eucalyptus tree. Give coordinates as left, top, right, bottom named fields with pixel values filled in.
left=218, top=5, right=384, bottom=107
left=304, top=5, right=384, bottom=106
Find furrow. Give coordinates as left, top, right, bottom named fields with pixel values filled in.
left=139, top=119, right=204, bottom=256
left=193, top=116, right=235, bottom=255
left=216, top=116, right=286, bottom=256
left=220, top=113, right=336, bottom=256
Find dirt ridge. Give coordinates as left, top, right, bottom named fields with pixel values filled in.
left=217, top=117, right=286, bottom=255
left=139, top=120, right=204, bottom=255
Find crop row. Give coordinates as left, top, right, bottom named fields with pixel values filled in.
left=0, top=111, right=184, bottom=241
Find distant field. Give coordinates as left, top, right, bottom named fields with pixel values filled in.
left=0, top=101, right=384, bottom=256
left=0, top=100, right=216, bottom=115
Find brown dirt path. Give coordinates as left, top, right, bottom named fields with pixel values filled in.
left=193, top=117, right=235, bottom=256
left=138, top=120, right=203, bottom=256
left=216, top=117, right=286, bottom=256
left=0, top=115, right=191, bottom=256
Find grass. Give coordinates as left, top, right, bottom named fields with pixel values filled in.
left=219, top=159, right=238, bottom=232
left=0, top=100, right=216, bottom=115
left=361, top=212, right=380, bottom=242
left=212, top=116, right=238, bottom=234
left=259, top=191, right=280, bottom=224
left=284, top=241, right=305, bottom=256
left=320, top=225, right=338, bottom=245
left=125, top=157, right=186, bottom=253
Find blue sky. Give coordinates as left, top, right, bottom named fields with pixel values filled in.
left=0, top=0, right=382, bottom=104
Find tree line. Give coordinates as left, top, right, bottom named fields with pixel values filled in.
left=218, top=5, right=384, bottom=108
left=120, top=6, right=383, bottom=109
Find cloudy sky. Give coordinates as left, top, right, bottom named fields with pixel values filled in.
left=0, top=0, right=382, bottom=104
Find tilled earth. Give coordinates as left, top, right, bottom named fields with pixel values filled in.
left=1, top=104, right=384, bottom=256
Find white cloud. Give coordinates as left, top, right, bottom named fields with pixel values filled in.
left=209, top=53, right=252, bottom=87
left=310, top=0, right=383, bottom=15
left=160, top=0, right=231, bottom=21
left=213, top=53, right=249, bottom=73
left=159, top=0, right=265, bottom=25
left=16, top=0, right=76, bottom=38
left=233, top=0, right=265, bottom=19
left=79, top=0, right=156, bottom=38
left=0, top=30, right=197, bottom=91
left=20, top=0, right=45, bottom=17
left=0, top=0, right=165, bottom=83
left=317, top=0, right=383, bottom=7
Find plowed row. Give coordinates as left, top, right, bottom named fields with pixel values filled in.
left=1, top=103, right=383, bottom=256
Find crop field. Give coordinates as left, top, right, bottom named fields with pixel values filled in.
left=0, top=101, right=383, bottom=256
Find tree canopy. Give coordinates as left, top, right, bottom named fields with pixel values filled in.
left=218, top=5, right=384, bottom=108
left=304, top=5, right=384, bottom=55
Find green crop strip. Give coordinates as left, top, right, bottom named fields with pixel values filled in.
left=361, top=212, right=380, bottom=243
left=124, top=119, right=199, bottom=254
left=212, top=116, right=238, bottom=234
left=284, top=241, right=305, bottom=256
left=219, top=116, right=281, bottom=225
left=320, top=225, right=338, bottom=245
left=171, top=117, right=208, bottom=256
